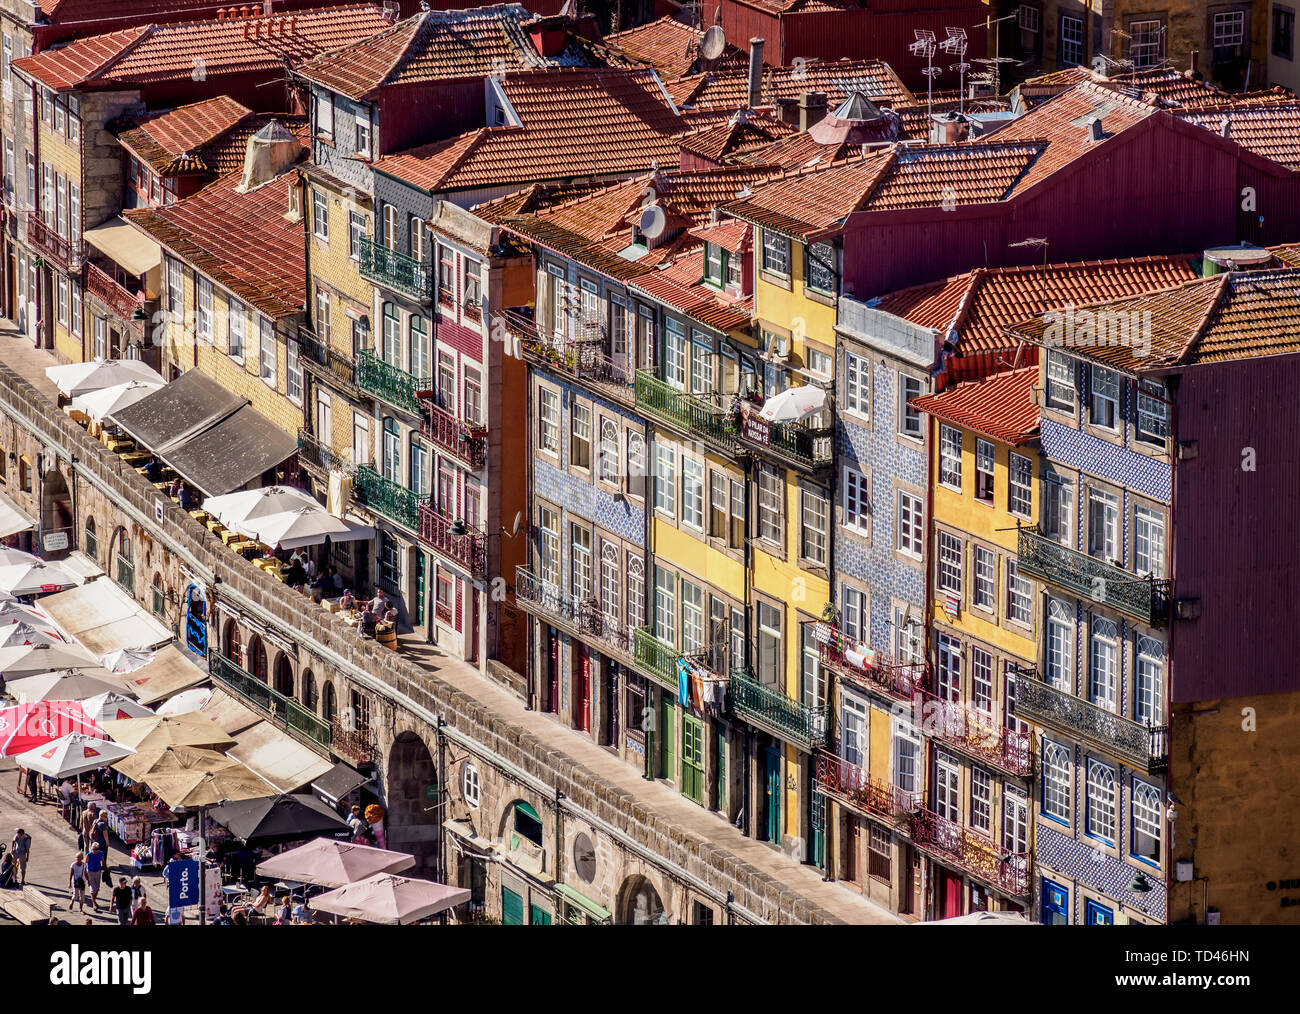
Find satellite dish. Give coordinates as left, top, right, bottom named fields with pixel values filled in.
left=639, top=204, right=666, bottom=239
left=699, top=25, right=726, bottom=61
left=510, top=511, right=523, bottom=537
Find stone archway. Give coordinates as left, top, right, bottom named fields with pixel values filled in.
left=272, top=652, right=294, bottom=698
left=223, top=618, right=242, bottom=667
left=40, top=467, right=72, bottom=559
left=246, top=635, right=268, bottom=683
left=386, top=730, right=439, bottom=875
left=301, top=669, right=317, bottom=713
left=617, top=875, right=666, bottom=925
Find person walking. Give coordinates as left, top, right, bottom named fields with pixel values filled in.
left=131, top=877, right=146, bottom=912
left=68, top=853, right=88, bottom=914
left=78, top=804, right=97, bottom=853
left=91, top=810, right=110, bottom=860
left=25, top=767, right=38, bottom=802
left=111, top=878, right=134, bottom=925
left=85, top=842, right=105, bottom=911
left=130, top=900, right=155, bottom=926
left=10, top=828, right=31, bottom=886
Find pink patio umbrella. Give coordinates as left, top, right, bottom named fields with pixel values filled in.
left=0, top=700, right=105, bottom=756
left=308, top=873, right=470, bottom=925
left=254, top=837, right=416, bottom=889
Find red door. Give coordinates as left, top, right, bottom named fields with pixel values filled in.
left=573, top=646, right=591, bottom=732
left=940, top=868, right=963, bottom=919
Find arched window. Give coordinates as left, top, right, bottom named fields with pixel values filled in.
left=114, top=529, right=134, bottom=595
left=247, top=635, right=268, bottom=683
left=84, top=516, right=97, bottom=560
left=301, top=670, right=317, bottom=713
left=381, top=416, right=400, bottom=481
left=322, top=682, right=336, bottom=724
left=151, top=573, right=166, bottom=618
left=273, top=653, right=293, bottom=698
left=224, top=619, right=243, bottom=668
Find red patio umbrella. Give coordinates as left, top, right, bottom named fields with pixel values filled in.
left=0, top=700, right=105, bottom=756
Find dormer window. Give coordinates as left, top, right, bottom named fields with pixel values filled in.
left=704, top=243, right=723, bottom=286
left=316, top=91, right=334, bottom=140
left=355, top=121, right=371, bottom=158
left=725, top=250, right=742, bottom=290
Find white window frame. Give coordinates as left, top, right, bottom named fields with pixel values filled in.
left=843, top=466, right=870, bottom=534
left=1008, top=452, right=1033, bottom=517
left=898, top=490, right=923, bottom=558
left=844, top=351, right=870, bottom=419
left=681, top=456, right=704, bottom=531
left=939, top=424, right=962, bottom=491
left=972, top=546, right=996, bottom=611
left=761, top=230, right=790, bottom=277
left=1042, top=741, right=1071, bottom=822
left=937, top=531, right=963, bottom=596
left=1086, top=760, right=1116, bottom=843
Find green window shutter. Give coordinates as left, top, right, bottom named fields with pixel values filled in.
left=502, top=887, right=524, bottom=926
left=530, top=904, right=552, bottom=926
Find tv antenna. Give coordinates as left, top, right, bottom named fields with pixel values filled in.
left=909, top=30, right=940, bottom=118
left=940, top=27, right=969, bottom=113
left=974, top=11, right=1018, bottom=95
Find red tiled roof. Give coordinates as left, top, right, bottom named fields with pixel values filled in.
left=1006, top=268, right=1300, bottom=373
left=115, top=95, right=252, bottom=174
left=123, top=132, right=307, bottom=318
left=911, top=367, right=1039, bottom=445
left=373, top=68, right=683, bottom=193
left=14, top=5, right=390, bottom=91
left=1271, top=242, right=1300, bottom=267
left=605, top=15, right=745, bottom=80
left=1177, top=99, right=1300, bottom=168
left=678, top=109, right=795, bottom=162
left=687, top=216, right=748, bottom=251
left=294, top=4, right=609, bottom=99
left=630, top=247, right=753, bottom=332
left=667, top=57, right=914, bottom=111
left=1013, top=66, right=1230, bottom=109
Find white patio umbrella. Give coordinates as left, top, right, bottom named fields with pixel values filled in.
left=8, top=668, right=134, bottom=704
left=12, top=731, right=135, bottom=778
left=99, top=646, right=156, bottom=674
left=0, top=558, right=81, bottom=596
left=0, top=621, right=63, bottom=648
left=0, top=641, right=102, bottom=678
left=255, top=838, right=416, bottom=889
left=0, top=601, right=61, bottom=633
left=758, top=384, right=827, bottom=423
left=0, top=547, right=40, bottom=567
left=44, top=358, right=165, bottom=398
left=237, top=505, right=374, bottom=550
left=921, top=910, right=1032, bottom=926
left=70, top=379, right=164, bottom=424
left=201, top=486, right=321, bottom=532
left=309, top=873, right=470, bottom=925
left=156, top=686, right=213, bottom=716
left=79, top=690, right=155, bottom=723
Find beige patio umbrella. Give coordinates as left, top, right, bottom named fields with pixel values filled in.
left=254, top=838, right=416, bottom=889
left=310, top=873, right=470, bottom=924
left=111, top=744, right=238, bottom=783
left=7, top=668, right=135, bottom=703
left=100, top=712, right=237, bottom=752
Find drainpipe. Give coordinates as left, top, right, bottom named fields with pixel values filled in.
left=554, top=787, right=564, bottom=888
left=435, top=715, right=448, bottom=886
left=1164, top=374, right=1180, bottom=922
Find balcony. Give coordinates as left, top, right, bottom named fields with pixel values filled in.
left=358, top=236, right=431, bottom=301
left=737, top=411, right=834, bottom=472
left=298, top=329, right=365, bottom=401
left=634, top=371, right=740, bottom=455
left=1013, top=669, right=1168, bottom=773
left=354, top=464, right=420, bottom=532
left=297, top=429, right=359, bottom=480
left=417, top=502, right=486, bottom=579
left=632, top=627, right=681, bottom=692
left=356, top=349, right=430, bottom=415
left=509, top=310, right=635, bottom=405
left=1017, top=525, right=1171, bottom=626
left=28, top=214, right=81, bottom=271
left=814, top=622, right=927, bottom=704
left=815, top=754, right=919, bottom=827
left=331, top=718, right=376, bottom=765
left=729, top=667, right=828, bottom=749
left=916, top=688, right=1034, bottom=777
left=909, top=806, right=1030, bottom=898
left=418, top=398, right=487, bottom=471
left=209, top=652, right=331, bottom=752
left=515, top=566, right=633, bottom=659
left=84, top=262, right=144, bottom=334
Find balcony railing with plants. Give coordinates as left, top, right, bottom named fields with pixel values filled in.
left=357, top=349, right=430, bottom=415
left=737, top=404, right=834, bottom=470
left=28, top=214, right=80, bottom=270
left=354, top=464, right=420, bottom=532
left=359, top=236, right=431, bottom=300
left=909, top=806, right=1030, bottom=897
left=1013, top=668, right=1169, bottom=773
left=84, top=261, right=144, bottom=334
left=635, top=371, right=739, bottom=453
left=417, top=502, right=486, bottom=578
left=815, top=754, right=920, bottom=826
left=729, top=667, right=828, bottom=749
left=813, top=622, right=927, bottom=704
left=632, top=627, right=681, bottom=692
left=515, top=566, right=633, bottom=658
left=330, top=717, right=376, bottom=764
left=510, top=310, right=635, bottom=402
left=418, top=397, right=487, bottom=470
left=1017, top=525, right=1171, bottom=626
left=298, top=328, right=362, bottom=395
left=210, top=651, right=331, bottom=752
left=915, top=687, right=1034, bottom=777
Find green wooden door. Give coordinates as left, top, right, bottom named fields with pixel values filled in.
left=681, top=714, right=704, bottom=804
left=414, top=552, right=426, bottom=626
left=659, top=694, right=675, bottom=782
left=764, top=746, right=781, bottom=844
left=502, top=886, right=524, bottom=926
left=715, top=726, right=727, bottom=813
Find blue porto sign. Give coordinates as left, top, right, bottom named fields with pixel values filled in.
left=166, top=859, right=200, bottom=907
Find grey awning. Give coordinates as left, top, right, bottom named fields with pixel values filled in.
left=112, top=369, right=244, bottom=454
left=311, top=761, right=368, bottom=804
left=163, top=405, right=298, bottom=497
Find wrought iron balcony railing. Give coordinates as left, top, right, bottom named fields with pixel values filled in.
left=354, top=464, right=420, bottom=533
left=418, top=397, right=487, bottom=470
left=356, top=349, right=430, bottom=415
left=1017, top=525, right=1171, bottom=626
left=813, top=622, right=927, bottom=704
left=210, top=652, right=331, bottom=751
left=297, top=429, right=359, bottom=478
left=909, top=806, right=1030, bottom=898
left=417, top=501, right=486, bottom=578
left=632, top=627, right=680, bottom=692
left=84, top=261, right=144, bottom=333
left=738, top=409, right=834, bottom=470
left=1013, top=669, right=1169, bottom=773
left=359, top=236, right=431, bottom=301
left=510, top=310, right=635, bottom=403
left=298, top=328, right=362, bottom=396
left=815, top=754, right=920, bottom=826
left=515, top=567, right=634, bottom=658
left=634, top=371, right=740, bottom=455
left=916, top=688, right=1034, bottom=777
left=729, top=667, right=828, bottom=749
left=330, top=718, right=376, bottom=764
left=28, top=214, right=81, bottom=270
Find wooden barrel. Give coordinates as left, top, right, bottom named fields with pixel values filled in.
left=376, top=625, right=398, bottom=650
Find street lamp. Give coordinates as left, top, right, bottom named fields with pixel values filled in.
left=1129, top=871, right=1153, bottom=894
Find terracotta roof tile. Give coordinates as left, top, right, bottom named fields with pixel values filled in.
left=1013, top=66, right=1229, bottom=109
left=1006, top=268, right=1300, bottom=373
left=667, top=57, right=914, bottom=111
left=1177, top=98, right=1300, bottom=168
left=115, top=96, right=252, bottom=175
left=911, top=366, right=1039, bottom=445
left=605, top=15, right=745, bottom=80
left=14, top=5, right=390, bottom=91
left=687, top=216, right=749, bottom=251
left=678, top=109, right=795, bottom=162
left=123, top=133, right=308, bottom=318
left=373, top=68, right=683, bottom=193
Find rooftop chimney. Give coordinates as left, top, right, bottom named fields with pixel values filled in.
left=238, top=119, right=300, bottom=193
left=1219, top=115, right=1231, bottom=138
left=217, top=7, right=226, bottom=18
left=1088, top=116, right=1104, bottom=141
left=798, top=91, right=827, bottom=131
left=747, top=38, right=764, bottom=109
